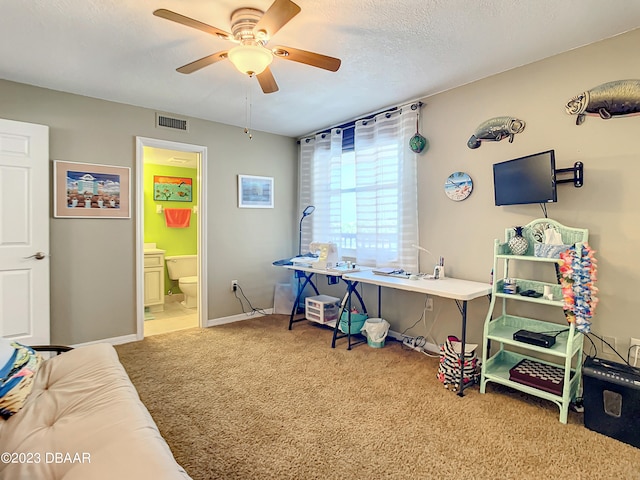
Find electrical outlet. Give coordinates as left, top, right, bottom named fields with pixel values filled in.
left=602, top=335, right=617, bottom=355
left=425, top=297, right=433, bottom=311
left=630, top=337, right=640, bottom=367
left=231, top=280, right=238, bottom=292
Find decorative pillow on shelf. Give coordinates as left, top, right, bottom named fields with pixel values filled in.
left=0, top=339, right=43, bottom=419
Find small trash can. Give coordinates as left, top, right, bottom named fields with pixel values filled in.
left=362, top=318, right=390, bottom=348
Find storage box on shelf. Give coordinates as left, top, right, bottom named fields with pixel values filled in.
left=480, top=218, right=589, bottom=424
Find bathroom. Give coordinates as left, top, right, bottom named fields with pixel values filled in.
left=143, top=146, right=199, bottom=336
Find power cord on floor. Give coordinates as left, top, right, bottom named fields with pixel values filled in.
left=400, top=295, right=436, bottom=337
left=582, top=333, right=598, bottom=359
left=539, top=328, right=570, bottom=338
left=628, top=345, right=640, bottom=368
left=234, top=283, right=268, bottom=316
left=400, top=295, right=440, bottom=357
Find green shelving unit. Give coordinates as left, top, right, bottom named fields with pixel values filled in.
left=480, top=218, right=589, bottom=424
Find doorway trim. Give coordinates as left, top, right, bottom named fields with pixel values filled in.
left=135, top=136, right=208, bottom=340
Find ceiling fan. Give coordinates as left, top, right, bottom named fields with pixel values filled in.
left=153, top=0, right=341, bottom=94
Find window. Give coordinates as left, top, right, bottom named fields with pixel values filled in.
left=299, top=104, right=419, bottom=270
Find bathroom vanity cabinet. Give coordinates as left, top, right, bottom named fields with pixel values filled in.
left=144, top=248, right=165, bottom=311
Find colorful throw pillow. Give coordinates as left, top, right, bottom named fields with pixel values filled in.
left=0, top=340, right=43, bottom=419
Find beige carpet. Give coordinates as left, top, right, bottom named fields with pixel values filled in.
left=115, top=315, right=640, bottom=480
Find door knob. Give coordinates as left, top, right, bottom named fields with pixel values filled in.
left=24, top=252, right=46, bottom=260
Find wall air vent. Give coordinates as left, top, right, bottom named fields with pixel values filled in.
left=155, top=113, right=189, bottom=132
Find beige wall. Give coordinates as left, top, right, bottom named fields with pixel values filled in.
left=0, top=80, right=297, bottom=344
left=315, top=28, right=640, bottom=358
left=385, top=28, right=640, bottom=357
left=1, top=27, right=638, bottom=355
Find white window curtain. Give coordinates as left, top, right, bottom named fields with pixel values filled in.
left=299, top=103, right=419, bottom=271
left=353, top=108, right=419, bottom=270
left=299, top=130, right=343, bottom=254
left=298, top=136, right=315, bottom=254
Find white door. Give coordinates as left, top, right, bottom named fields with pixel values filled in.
left=0, top=118, right=50, bottom=345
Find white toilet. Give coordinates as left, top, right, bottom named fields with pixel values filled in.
left=165, top=255, right=198, bottom=309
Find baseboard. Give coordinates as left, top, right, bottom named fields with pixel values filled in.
left=71, top=333, right=139, bottom=349
left=206, top=308, right=274, bottom=327
left=387, top=329, right=404, bottom=342
left=70, top=308, right=273, bottom=346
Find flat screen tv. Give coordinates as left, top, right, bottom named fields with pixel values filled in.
left=493, top=150, right=557, bottom=206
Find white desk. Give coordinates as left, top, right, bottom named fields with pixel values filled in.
left=342, top=270, right=492, bottom=395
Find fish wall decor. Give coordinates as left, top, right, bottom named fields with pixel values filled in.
left=565, top=79, right=640, bottom=125
left=467, top=116, right=526, bottom=149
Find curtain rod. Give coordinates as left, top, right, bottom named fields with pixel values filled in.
left=298, top=100, right=423, bottom=141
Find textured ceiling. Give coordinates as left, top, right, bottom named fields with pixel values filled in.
left=1, top=1, right=639, bottom=138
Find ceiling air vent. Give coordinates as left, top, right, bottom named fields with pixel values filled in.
left=156, top=113, right=189, bottom=132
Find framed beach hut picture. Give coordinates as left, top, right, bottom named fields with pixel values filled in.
left=53, top=160, right=131, bottom=218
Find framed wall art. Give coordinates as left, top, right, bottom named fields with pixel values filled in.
left=153, top=175, right=193, bottom=202
left=238, top=175, right=274, bottom=208
left=53, top=160, right=131, bottom=219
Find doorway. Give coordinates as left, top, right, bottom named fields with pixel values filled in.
left=135, top=137, right=208, bottom=339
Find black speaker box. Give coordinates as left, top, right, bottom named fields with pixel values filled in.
left=582, top=357, right=640, bottom=448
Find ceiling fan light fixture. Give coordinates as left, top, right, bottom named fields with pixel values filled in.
left=228, top=45, right=273, bottom=76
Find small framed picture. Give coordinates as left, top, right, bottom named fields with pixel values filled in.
left=238, top=175, right=274, bottom=209
left=153, top=175, right=192, bottom=202
left=53, top=160, right=131, bottom=218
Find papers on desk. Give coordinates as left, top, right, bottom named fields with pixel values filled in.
left=372, top=268, right=407, bottom=277
left=386, top=273, right=411, bottom=279
left=372, top=267, right=398, bottom=275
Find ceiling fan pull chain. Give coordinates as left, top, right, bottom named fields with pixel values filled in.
left=244, top=78, right=253, bottom=139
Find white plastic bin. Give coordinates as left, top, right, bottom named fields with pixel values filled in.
left=305, top=295, right=340, bottom=324
left=273, top=283, right=295, bottom=314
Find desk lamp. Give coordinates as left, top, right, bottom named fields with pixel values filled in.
left=298, top=205, right=315, bottom=256
left=412, top=244, right=444, bottom=278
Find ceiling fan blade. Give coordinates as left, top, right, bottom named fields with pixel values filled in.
left=253, top=0, right=301, bottom=39
left=177, top=51, right=228, bottom=74
left=153, top=9, right=232, bottom=40
left=256, top=67, right=279, bottom=94
left=271, top=46, right=341, bottom=72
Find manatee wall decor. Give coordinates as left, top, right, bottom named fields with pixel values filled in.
left=565, top=79, right=640, bottom=125
left=467, top=116, right=526, bottom=149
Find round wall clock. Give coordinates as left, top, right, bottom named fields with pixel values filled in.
left=444, top=172, right=473, bottom=201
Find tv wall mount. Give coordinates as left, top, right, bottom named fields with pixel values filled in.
left=555, top=161, right=584, bottom=187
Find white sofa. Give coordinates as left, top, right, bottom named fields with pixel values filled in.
left=0, top=343, right=191, bottom=480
